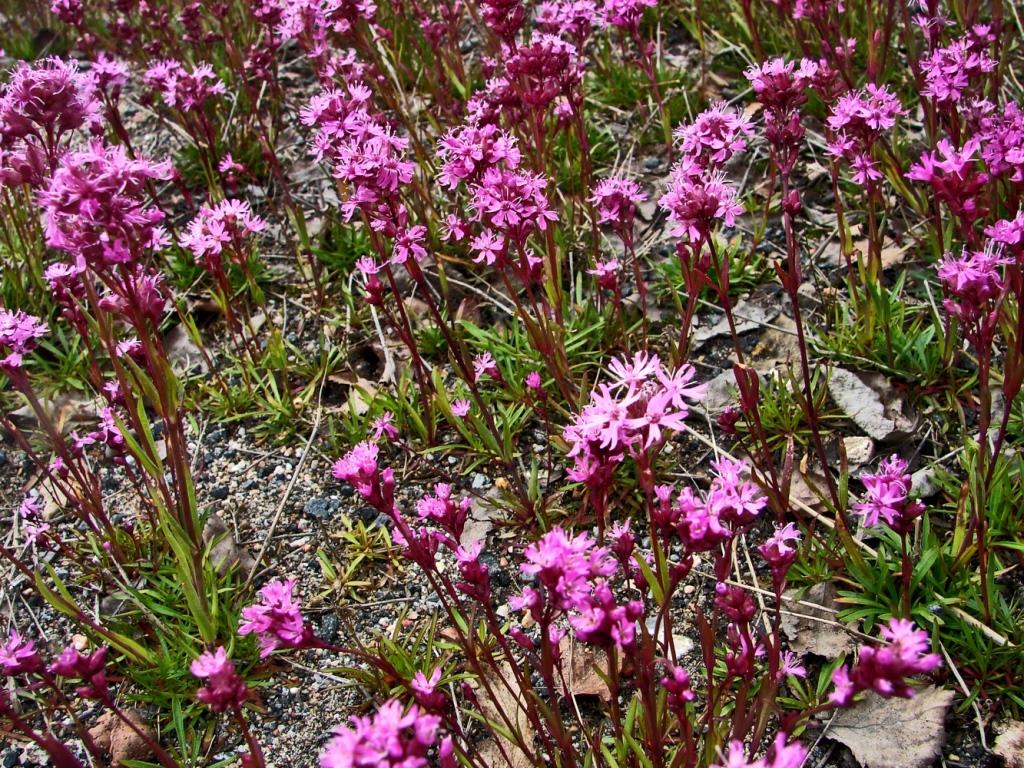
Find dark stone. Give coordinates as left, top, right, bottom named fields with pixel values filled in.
left=644, top=156, right=660, bottom=170
left=303, top=497, right=338, bottom=519
left=318, top=612, right=340, bottom=644
left=205, top=427, right=227, bottom=446
left=0, top=450, right=8, bottom=467
left=355, top=506, right=378, bottom=525
left=3, top=748, right=21, bottom=768
left=242, top=479, right=258, bottom=491
left=210, top=486, right=229, bottom=500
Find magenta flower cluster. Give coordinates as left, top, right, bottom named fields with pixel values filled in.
left=320, top=700, right=453, bottom=768
left=853, top=455, right=926, bottom=534
left=830, top=619, right=941, bottom=705
left=563, top=352, right=705, bottom=487
left=510, top=527, right=644, bottom=650
left=239, top=578, right=314, bottom=657
left=191, top=646, right=249, bottom=711
left=659, top=102, right=751, bottom=244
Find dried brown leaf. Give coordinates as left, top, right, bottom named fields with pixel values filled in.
left=827, top=368, right=917, bottom=443
left=994, top=720, right=1024, bottom=768
left=560, top=638, right=611, bottom=702
left=829, top=687, right=954, bottom=768
left=780, top=582, right=854, bottom=659
left=474, top=662, right=533, bottom=768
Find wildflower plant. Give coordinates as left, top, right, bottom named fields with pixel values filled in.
left=1, top=0, right=1022, bottom=763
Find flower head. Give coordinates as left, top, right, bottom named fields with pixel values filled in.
left=658, top=160, right=743, bottom=242
left=192, top=646, right=248, bottom=711
left=0, top=630, right=42, bottom=676
left=0, top=57, right=101, bottom=158
left=591, top=177, right=646, bottom=234
left=239, top=579, right=311, bottom=657
left=674, top=103, right=753, bottom=167
left=320, top=700, right=441, bottom=768
left=180, top=199, right=266, bottom=268
left=830, top=618, right=941, bottom=705
left=39, top=141, right=171, bottom=268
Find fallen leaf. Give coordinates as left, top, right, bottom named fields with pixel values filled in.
left=88, top=710, right=155, bottom=765
left=841, top=436, right=874, bottom=469
left=459, top=486, right=503, bottom=548
left=699, top=369, right=738, bottom=415
left=788, top=465, right=831, bottom=512
left=780, top=582, right=854, bottom=659
left=827, top=368, right=917, bottom=443
left=994, top=720, right=1024, bottom=768
left=327, top=371, right=379, bottom=416
left=560, top=638, right=611, bottom=702
left=203, top=514, right=256, bottom=578
left=474, top=662, right=534, bottom=768
left=829, top=687, right=955, bottom=768
left=748, top=314, right=800, bottom=369
left=693, top=299, right=781, bottom=347
left=8, top=392, right=103, bottom=433
left=164, top=325, right=208, bottom=375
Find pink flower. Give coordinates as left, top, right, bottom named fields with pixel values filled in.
left=333, top=441, right=389, bottom=505
left=0, top=57, right=101, bottom=160
left=514, top=528, right=616, bottom=616
left=303, top=87, right=414, bottom=224
left=239, top=579, right=310, bottom=657
left=921, top=38, right=995, bottom=104
left=705, top=458, right=766, bottom=527
left=827, top=84, right=903, bottom=135
left=674, top=102, right=754, bottom=166
left=601, top=0, right=656, bottom=31
left=320, top=700, right=441, bottom=768
left=180, top=199, right=267, bottom=267
left=936, top=245, right=1007, bottom=331
left=144, top=60, right=226, bottom=111
left=469, top=167, right=557, bottom=244
left=505, top=34, right=582, bottom=110
left=50, top=645, right=108, bottom=699
left=591, top=177, right=646, bottom=233
left=370, top=412, right=398, bottom=441
left=416, top=483, right=470, bottom=539
left=906, top=139, right=989, bottom=223
left=39, top=141, right=171, bottom=268
left=661, top=664, right=696, bottom=715
left=563, top=353, right=705, bottom=482
left=473, top=352, right=500, bottom=382
left=191, top=646, right=248, bottom=711
left=986, top=212, right=1024, bottom=257
left=759, top=522, right=801, bottom=571
left=973, top=100, right=1024, bottom=183
left=536, top=0, right=598, bottom=40
left=0, top=630, right=42, bottom=675
left=853, top=455, right=926, bottom=535
left=658, top=159, right=743, bottom=242
left=588, top=258, right=621, bottom=290
left=569, top=582, right=644, bottom=649
left=830, top=619, right=941, bottom=705
left=450, top=399, right=471, bottom=418
left=410, top=668, right=445, bottom=711
left=0, top=309, right=48, bottom=355
left=391, top=225, right=428, bottom=266
left=455, top=540, right=491, bottom=602
left=778, top=651, right=806, bottom=681
left=436, top=122, right=520, bottom=189
left=712, top=734, right=806, bottom=768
